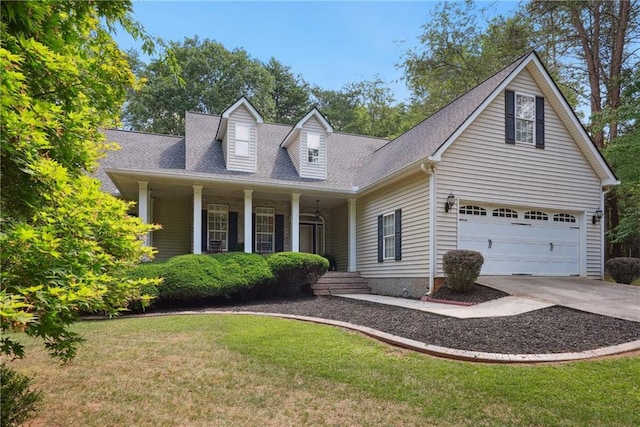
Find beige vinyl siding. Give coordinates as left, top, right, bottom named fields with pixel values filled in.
left=331, top=202, right=349, bottom=271
left=153, top=199, right=191, bottom=259
left=226, top=105, right=257, bottom=173
left=288, top=136, right=301, bottom=175
left=299, top=117, right=327, bottom=179
left=357, top=173, right=430, bottom=278
left=436, top=69, right=602, bottom=276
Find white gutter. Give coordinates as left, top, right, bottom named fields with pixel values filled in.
left=420, top=161, right=438, bottom=296
left=104, top=168, right=357, bottom=198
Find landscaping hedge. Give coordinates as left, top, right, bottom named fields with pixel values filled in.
left=263, top=252, right=329, bottom=296
left=127, top=253, right=274, bottom=304
left=443, top=250, right=484, bottom=292
left=605, top=257, right=640, bottom=284
left=126, top=252, right=329, bottom=305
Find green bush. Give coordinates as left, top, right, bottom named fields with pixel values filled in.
left=147, top=253, right=273, bottom=301
left=605, top=257, right=640, bottom=284
left=125, top=261, right=165, bottom=309
left=443, top=250, right=484, bottom=292
left=1, top=364, right=42, bottom=427
left=265, top=252, right=329, bottom=296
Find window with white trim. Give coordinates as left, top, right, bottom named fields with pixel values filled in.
left=235, top=123, right=250, bottom=157
left=255, top=207, right=275, bottom=253
left=553, top=213, right=576, bottom=223
left=459, top=205, right=487, bottom=216
left=524, top=211, right=548, bottom=221
left=516, top=93, right=535, bottom=143
left=493, top=208, right=518, bottom=218
left=307, top=133, right=320, bottom=164
left=208, top=204, right=228, bottom=251
left=383, top=212, right=395, bottom=260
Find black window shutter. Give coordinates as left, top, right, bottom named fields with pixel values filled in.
left=201, top=210, right=208, bottom=252
left=535, top=96, right=545, bottom=149
left=252, top=213, right=256, bottom=253
left=394, top=209, right=402, bottom=261
left=275, top=214, right=284, bottom=252
left=377, top=215, right=383, bottom=263
left=505, top=90, right=515, bottom=144
left=229, top=212, right=238, bottom=251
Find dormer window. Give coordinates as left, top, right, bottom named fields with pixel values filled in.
left=235, top=124, right=250, bottom=157
left=307, top=133, right=320, bottom=164
left=516, top=93, right=535, bottom=143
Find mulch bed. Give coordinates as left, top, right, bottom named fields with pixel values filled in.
left=428, top=284, right=509, bottom=304
left=195, top=288, right=640, bottom=355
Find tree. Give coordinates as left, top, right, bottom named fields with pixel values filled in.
left=123, top=37, right=276, bottom=135
left=264, top=58, right=312, bottom=124
left=1, top=1, right=160, bottom=362
left=401, top=0, right=536, bottom=118
left=528, top=0, right=639, bottom=147
left=343, top=78, right=408, bottom=138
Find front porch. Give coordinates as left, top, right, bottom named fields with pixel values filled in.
left=132, top=179, right=358, bottom=272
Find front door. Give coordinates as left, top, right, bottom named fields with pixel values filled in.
left=300, top=224, right=314, bottom=253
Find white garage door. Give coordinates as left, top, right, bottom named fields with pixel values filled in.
left=458, top=205, right=579, bottom=276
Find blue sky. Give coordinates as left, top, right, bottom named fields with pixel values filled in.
left=115, top=1, right=521, bottom=102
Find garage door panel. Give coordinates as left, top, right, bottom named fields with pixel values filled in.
left=458, top=207, right=579, bottom=276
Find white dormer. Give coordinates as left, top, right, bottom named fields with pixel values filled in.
left=215, top=97, right=263, bottom=173
left=281, top=108, right=333, bottom=179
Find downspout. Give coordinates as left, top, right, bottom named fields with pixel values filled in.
left=600, top=188, right=612, bottom=278
left=420, top=162, right=437, bottom=296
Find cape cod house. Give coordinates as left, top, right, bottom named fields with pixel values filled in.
left=97, top=52, right=618, bottom=297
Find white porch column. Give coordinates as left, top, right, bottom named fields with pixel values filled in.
left=193, top=185, right=203, bottom=254
left=244, top=190, right=253, bottom=253
left=291, top=193, right=300, bottom=252
left=348, top=197, right=357, bottom=272
left=138, top=181, right=149, bottom=246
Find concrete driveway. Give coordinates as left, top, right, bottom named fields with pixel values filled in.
left=477, top=276, right=640, bottom=322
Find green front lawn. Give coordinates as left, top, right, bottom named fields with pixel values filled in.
left=7, top=314, right=640, bottom=426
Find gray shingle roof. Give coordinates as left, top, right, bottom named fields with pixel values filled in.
left=354, top=54, right=527, bottom=188
left=97, top=130, right=185, bottom=194
left=99, top=54, right=529, bottom=194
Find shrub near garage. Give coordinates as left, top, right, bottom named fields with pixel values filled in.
left=265, top=252, right=329, bottom=296
left=605, top=257, right=640, bottom=284
left=443, top=250, right=484, bottom=292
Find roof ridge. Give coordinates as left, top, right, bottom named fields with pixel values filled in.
left=104, top=128, right=184, bottom=138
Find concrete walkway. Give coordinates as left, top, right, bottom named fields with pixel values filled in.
left=337, top=294, right=553, bottom=318
left=477, top=276, right=640, bottom=322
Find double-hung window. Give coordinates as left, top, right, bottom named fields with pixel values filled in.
left=383, top=212, right=395, bottom=260
left=515, top=93, right=535, bottom=143
left=235, top=124, right=250, bottom=157
left=255, top=207, right=275, bottom=253
left=208, top=204, right=228, bottom=251
left=307, top=133, right=320, bottom=164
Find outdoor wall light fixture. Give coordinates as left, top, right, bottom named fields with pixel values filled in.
left=445, top=192, right=456, bottom=213
left=592, top=207, right=603, bottom=225
left=314, top=200, right=321, bottom=219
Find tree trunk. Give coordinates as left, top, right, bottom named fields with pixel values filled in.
left=607, top=191, right=623, bottom=258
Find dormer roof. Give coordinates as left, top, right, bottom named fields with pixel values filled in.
left=280, top=107, right=333, bottom=148
left=215, top=96, right=264, bottom=140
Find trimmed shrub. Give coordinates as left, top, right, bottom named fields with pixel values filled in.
left=158, top=253, right=274, bottom=301
left=443, top=250, right=484, bottom=292
left=605, top=257, right=640, bottom=284
left=265, top=252, right=329, bottom=296
left=1, top=364, right=42, bottom=427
